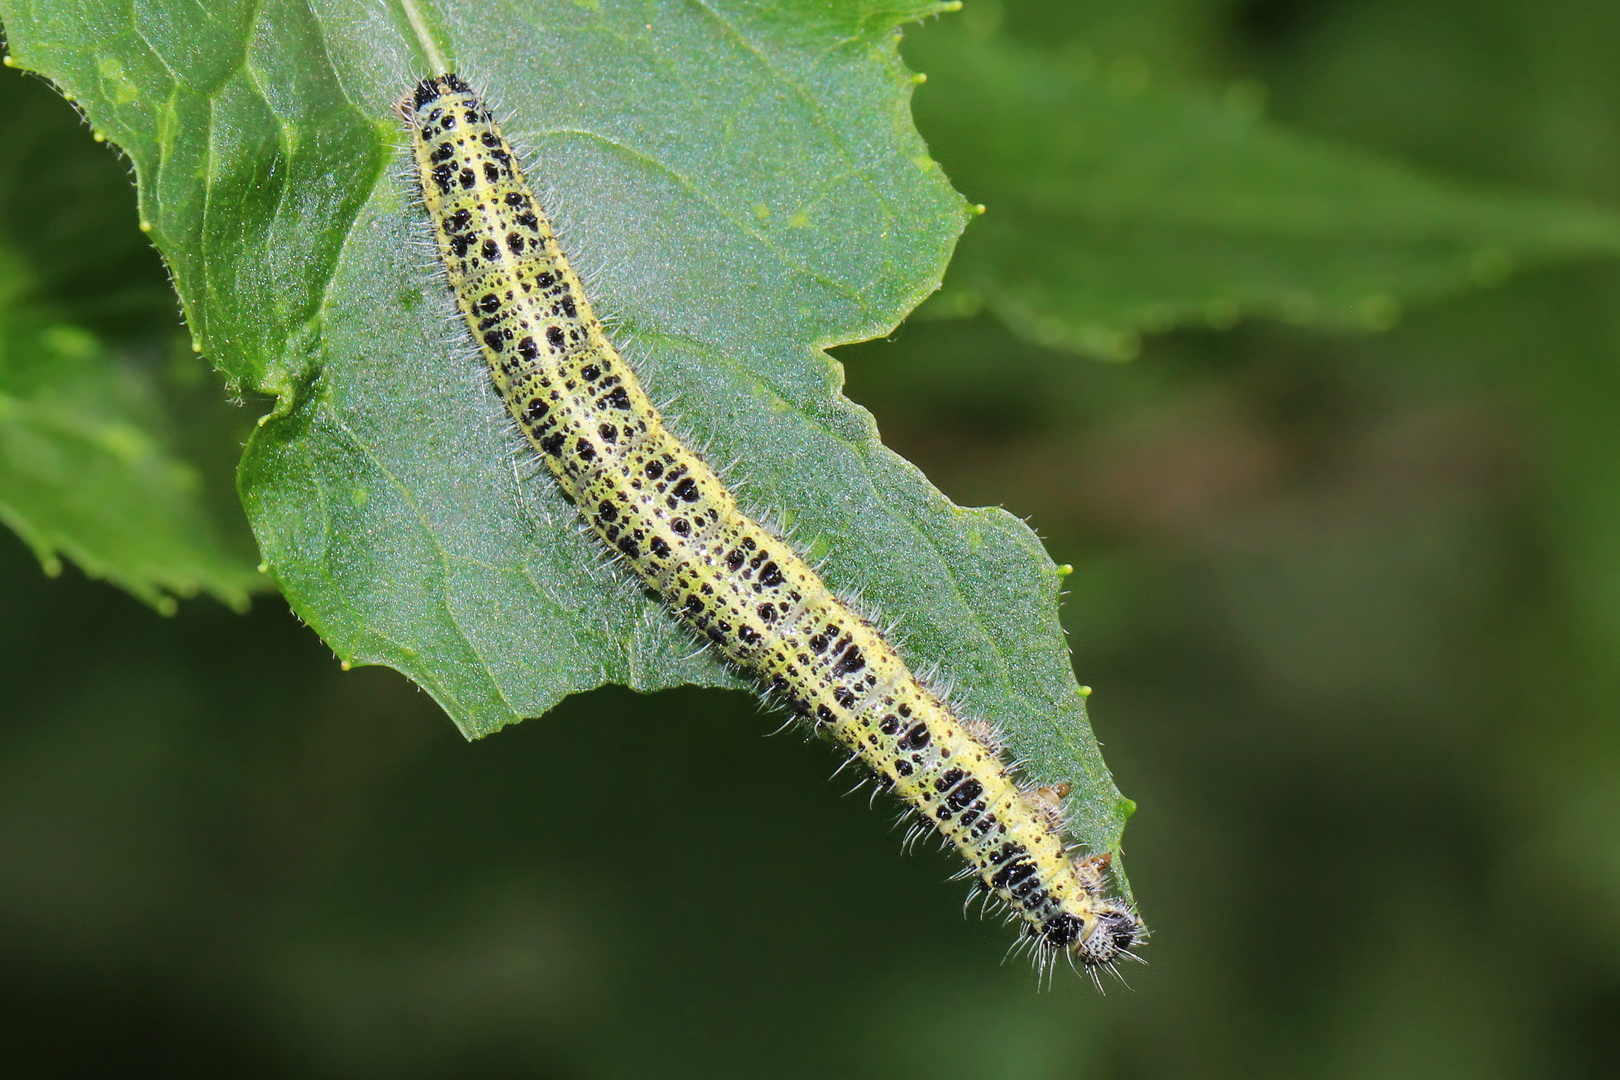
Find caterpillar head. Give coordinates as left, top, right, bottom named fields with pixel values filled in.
left=1037, top=899, right=1146, bottom=969
left=1073, top=900, right=1147, bottom=967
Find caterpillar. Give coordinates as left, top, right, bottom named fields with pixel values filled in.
left=404, top=73, right=1145, bottom=978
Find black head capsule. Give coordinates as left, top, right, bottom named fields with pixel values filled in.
left=1071, top=902, right=1148, bottom=967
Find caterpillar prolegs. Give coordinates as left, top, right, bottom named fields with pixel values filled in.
left=405, top=74, right=1145, bottom=976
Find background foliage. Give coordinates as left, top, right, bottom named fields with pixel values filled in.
left=3, top=0, right=1620, bottom=1076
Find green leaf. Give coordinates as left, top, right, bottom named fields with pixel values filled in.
left=907, top=26, right=1620, bottom=357
left=0, top=4, right=1138, bottom=862
left=0, top=251, right=258, bottom=611
left=0, top=66, right=258, bottom=610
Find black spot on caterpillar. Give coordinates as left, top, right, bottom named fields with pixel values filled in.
left=404, top=73, right=1145, bottom=978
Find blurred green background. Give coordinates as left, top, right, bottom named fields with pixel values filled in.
left=5, top=0, right=1620, bottom=1076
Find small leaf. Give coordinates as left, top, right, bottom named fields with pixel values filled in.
left=0, top=252, right=258, bottom=610
left=908, top=28, right=1620, bottom=357
left=0, top=64, right=259, bottom=610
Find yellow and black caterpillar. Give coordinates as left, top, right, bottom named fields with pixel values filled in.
left=406, top=73, right=1144, bottom=974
